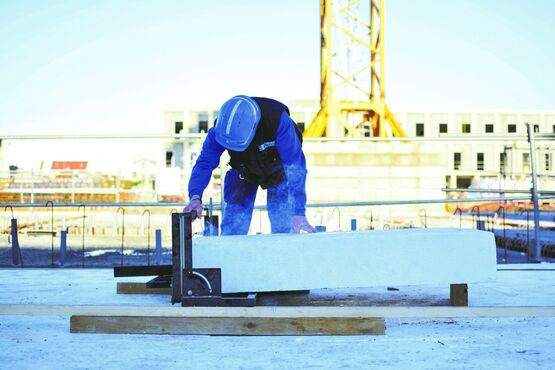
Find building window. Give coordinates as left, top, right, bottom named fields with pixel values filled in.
left=508, top=124, right=517, bottom=133
left=552, top=125, right=555, bottom=134
left=454, top=152, right=462, bottom=170
left=198, top=113, right=209, bottom=133
left=546, top=153, right=552, bottom=171
left=485, top=124, right=494, bottom=133
left=174, top=121, right=183, bottom=134
left=456, top=176, right=472, bottom=189
left=523, top=153, right=530, bottom=172
left=534, top=125, right=540, bottom=133
left=500, top=152, right=506, bottom=173
left=416, top=123, right=425, bottom=137
left=165, top=152, right=173, bottom=167
left=477, top=153, right=484, bottom=171
left=462, top=123, right=471, bottom=133
left=439, top=123, right=448, bottom=134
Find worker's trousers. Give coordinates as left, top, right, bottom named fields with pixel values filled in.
left=221, top=168, right=291, bottom=235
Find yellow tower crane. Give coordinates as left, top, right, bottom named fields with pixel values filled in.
left=304, top=0, right=406, bottom=138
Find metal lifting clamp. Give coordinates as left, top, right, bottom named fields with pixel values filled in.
left=171, top=212, right=256, bottom=307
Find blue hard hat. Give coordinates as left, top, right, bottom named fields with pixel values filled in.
left=214, top=95, right=261, bottom=152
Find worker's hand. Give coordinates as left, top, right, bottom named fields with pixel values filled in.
left=183, top=198, right=203, bottom=220
left=291, top=215, right=316, bottom=234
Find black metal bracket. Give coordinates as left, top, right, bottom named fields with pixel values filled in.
left=113, top=265, right=172, bottom=291
left=171, top=212, right=256, bottom=307
left=113, top=265, right=172, bottom=277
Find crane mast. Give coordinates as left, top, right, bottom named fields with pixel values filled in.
left=304, top=0, right=406, bottom=138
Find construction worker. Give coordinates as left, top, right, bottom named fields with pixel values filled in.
left=184, top=95, right=316, bottom=235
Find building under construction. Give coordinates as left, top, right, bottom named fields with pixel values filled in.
left=1, top=2, right=555, bottom=368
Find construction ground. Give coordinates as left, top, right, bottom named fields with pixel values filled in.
left=1, top=265, right=554, bottom=369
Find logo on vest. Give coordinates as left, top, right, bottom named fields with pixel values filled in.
left=258, top=141, right=276, bottom=151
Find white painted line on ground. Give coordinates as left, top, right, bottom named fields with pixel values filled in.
left=1, top=304, right=555, bottom=318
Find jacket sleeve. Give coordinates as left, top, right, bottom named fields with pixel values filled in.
left=188, top=127, right=225, bottom=199
left=275, top=111, right=308, bottom=216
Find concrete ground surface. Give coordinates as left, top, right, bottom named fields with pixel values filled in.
left=1, top=266, right=554, bottom=369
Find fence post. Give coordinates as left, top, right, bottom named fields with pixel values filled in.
left=59, top=230, right=67, bottom=266
left=154, top=229, right=162, bottom=265
left=204, top=215, right=219, bottom=236
left=527, top=123, right=542, bottom=262
left=11, top=218, right=22, bottom=266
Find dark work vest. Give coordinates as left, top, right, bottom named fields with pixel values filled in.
left=228, top=97, right=303, bottom=189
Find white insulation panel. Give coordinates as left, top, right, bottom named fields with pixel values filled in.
left=193, top=228, right=497, bottom=293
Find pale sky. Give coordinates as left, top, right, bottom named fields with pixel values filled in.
left=0, top=0, right=554, bottom=136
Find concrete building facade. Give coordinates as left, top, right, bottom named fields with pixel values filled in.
left=162, top=102, right=555, bottom=221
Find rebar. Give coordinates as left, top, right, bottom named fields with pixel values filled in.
left=116, top=207, right=125, bottom=266
left=418, top=209, right=427, bottom=228
left=45, top=201, right=54, bottom=266
left=4, top=206, right=14, bottom=219
left=453, top=207, right=462, bottom=229
left=77, top=205, right=86, bottom=268
left=315, top=210, right=324, bottom=226
left=496, top=206, right=507, bottom=263
left=471, top=206, right=481, bottom=229
left=142, top=209, right=151, bottom=265
left=364, top=210, right=373, bottom=230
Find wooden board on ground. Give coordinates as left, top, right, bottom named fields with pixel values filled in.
left=2, top=304, right=555, bottom=318
left=117, top=282, right=171, bottom=295
left=192, top=228, right=497, bottom=293
left=70, top=315, right=385, bottom=336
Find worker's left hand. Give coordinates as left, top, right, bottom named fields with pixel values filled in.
left=291, top=215, right=316, bottom=234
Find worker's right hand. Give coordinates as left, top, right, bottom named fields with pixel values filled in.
left=183, top=198, right=203, bottom=220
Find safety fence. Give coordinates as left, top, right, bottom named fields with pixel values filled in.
left=1, top=126, right=554, bottom=267
left=2, top=195, right=555, bottom=268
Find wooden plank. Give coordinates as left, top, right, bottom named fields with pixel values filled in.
left=70, top=316, right=385, bottom=336
left=256, top=291, right=449, bottom=307
left=3, top=304, right=555, bottom=318
left=191, top=228, right=497, bottom=293
left=450, top=284, right=468, bottom=306
left=116, top=282, right=171, bottom=295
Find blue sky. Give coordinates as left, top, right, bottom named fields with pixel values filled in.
left=0, top=0, right=554, bottom=135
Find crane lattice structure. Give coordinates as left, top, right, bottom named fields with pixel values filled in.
left=304, top=0, right=406, bottom=138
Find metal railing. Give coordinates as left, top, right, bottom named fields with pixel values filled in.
left=443, top=188, right=555, bottom=195
left=2, top=194, right=555, bottom=210
left=1, top=133, right=554, bottom=142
